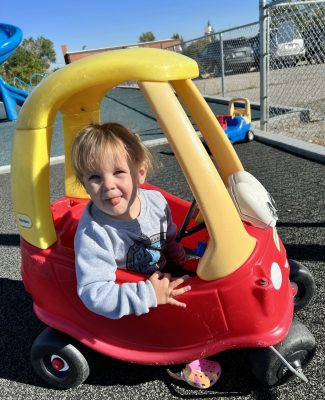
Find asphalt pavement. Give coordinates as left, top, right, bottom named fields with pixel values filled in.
left=0, top=138, right=324, bottom=400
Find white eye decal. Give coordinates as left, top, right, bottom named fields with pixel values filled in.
left=271, top=262, right=282, bottom=290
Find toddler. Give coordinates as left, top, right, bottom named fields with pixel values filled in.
left=72, top=122, right=191, bottom=320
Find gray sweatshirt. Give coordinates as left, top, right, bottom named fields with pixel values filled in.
left=75, top=189, right=186, bottom=319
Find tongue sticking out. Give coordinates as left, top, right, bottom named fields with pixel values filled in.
left=110, top=197, right=121, bottom=206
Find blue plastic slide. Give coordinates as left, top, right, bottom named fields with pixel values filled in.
left=0, top=23, right=28, bottom=121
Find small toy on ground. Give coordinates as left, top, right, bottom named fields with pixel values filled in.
left=216, top=97, right=254, bottom=143
left=167, top=359, right=222, bottom=389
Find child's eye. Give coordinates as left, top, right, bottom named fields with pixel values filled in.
left=114, top=170, right=126, bottom=175
left=88, top=174, right=101, bottom=181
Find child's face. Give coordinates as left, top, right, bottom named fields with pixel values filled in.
left=82, top=151, right=147, bottom=220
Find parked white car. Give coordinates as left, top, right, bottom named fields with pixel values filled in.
left=270, top=21, right=305, bottom=66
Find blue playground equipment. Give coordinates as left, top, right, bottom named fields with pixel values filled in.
left=0, top=23, right=29, bottom=121
left=13, top=73, right=47, bottom=93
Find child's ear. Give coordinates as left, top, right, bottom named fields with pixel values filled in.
left=138, top=162, right=148, bottom=185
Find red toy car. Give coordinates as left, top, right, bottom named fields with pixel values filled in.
left=11, top=48, right=316, bottom=389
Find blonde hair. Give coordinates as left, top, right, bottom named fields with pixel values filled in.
left=71, top=122, right=153, bottom=184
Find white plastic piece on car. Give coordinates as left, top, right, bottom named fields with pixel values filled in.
left=227, top=171, right=278, bottom=229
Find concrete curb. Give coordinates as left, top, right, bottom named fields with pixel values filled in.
left=253, top=129, right=325, bottom=165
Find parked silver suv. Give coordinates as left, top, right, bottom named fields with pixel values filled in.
left=270, top=21, right=305, bottom=67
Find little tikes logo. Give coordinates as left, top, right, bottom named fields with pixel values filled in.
left=17, top=214, right=32, bottom=228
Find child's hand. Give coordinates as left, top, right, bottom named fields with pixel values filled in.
left=149, top=271, right=191, bottom=308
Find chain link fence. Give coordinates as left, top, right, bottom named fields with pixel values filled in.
left=166, top=0, right=325, bottom=146
left=263, top=0, right=325, bottom=145
left=178, top=22, right=260, bottom=102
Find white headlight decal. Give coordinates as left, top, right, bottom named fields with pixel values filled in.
left=271, top=262, right=282, bottom=290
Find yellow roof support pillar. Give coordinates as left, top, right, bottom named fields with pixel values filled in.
left=139, top=81, right=256, bottom=280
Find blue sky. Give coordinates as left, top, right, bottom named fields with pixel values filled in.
left=3, top=0, right=259, bottom=67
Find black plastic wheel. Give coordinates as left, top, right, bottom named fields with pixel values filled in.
left=31, top=327, right=90, bottom=389
left=289, top=259, right=316, bottom=311
left=248, top=318, right=316, bottom=387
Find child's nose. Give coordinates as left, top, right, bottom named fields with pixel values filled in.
left=102, top=175, right=116, bottom=190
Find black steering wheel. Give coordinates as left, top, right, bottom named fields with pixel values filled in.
left=176, top=198, right=206, bottom=242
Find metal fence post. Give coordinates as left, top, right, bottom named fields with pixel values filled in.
left=219, top=33, right=225, bottom=97
left=260, top=0, right=269, bottom=131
